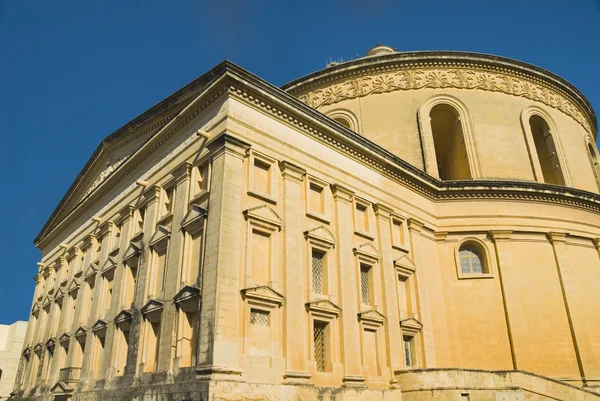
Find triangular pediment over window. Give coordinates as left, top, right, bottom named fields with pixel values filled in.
left=353, top=243, right=380, bottom=263
left=51, top=381, right=75, bottom=395
left=59, top=333, right=71, bottom=344
left=114, top=309, right=132, bottom=325
left=181, top=204, right=207, bottom=233
left=149, top=225, right=170, bottom=248
left=91, top=319, right=107, bottom=332
left=123, top=241, right=142, bottom=262
left=241, top=285, right=284, bottom=306
left=395, top=254, right=417, bottom=278
left=305, top=299, right=341, bottom=318
left=31, top=301, right=41, bottom=314
left=141, top=299, right=163, bottom=315
left=174, top=285, right=201, bottom=305
left=42, top=295, right=52, bottom=308
left=34, top=343, right=44, bottom=353
left=74, top=327, right=87, bottom=338
left=67, top=277, right=81, bottom=294
left=358, top=309, right=386, bottom=325
left=304, top=225, right=336, bottom=248
left=243, top=205, right=283, bottom=230
left=84, top=261, right=98, bottom=279
left=400, top=316, right=423, bottom=336
left=54, top=286, right=66, bottom=301
left=101, top=254, right=117, bottom=275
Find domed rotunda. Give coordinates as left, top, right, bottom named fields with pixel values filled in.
left=12, top=46, right=600, bottom=401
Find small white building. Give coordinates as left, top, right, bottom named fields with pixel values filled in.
left=0, top=322, right=27, bottom=400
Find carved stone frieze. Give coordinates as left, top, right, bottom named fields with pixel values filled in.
left=296, top=68, right=592, bottom=133
left=84, top=156, right=129, bottom=197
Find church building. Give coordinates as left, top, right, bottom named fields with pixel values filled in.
left=11, top=45, right=600, bottom=400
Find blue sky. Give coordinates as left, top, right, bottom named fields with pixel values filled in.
left=0, top=0, right=599, bottom=324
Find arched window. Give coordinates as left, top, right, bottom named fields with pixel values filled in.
left=455, top=240, right=492, bottom=278
left=529, top=115, right=565, bottom=185
left=327, top=109, right=361, bottom=134
left=429, top=104, right=472, bottom=180
left=418, top=95, right=480, bottom=180
left=586, top=138, right=600, bottom=191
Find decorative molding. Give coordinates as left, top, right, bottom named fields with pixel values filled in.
left=240, top=285, right=284, bottom=306
left=353, top=242, right=380, bottom=263
left=243, top=205, right=283, bottom=231
left=305, top=299, right=341, bottom=318
left=84, top=156, right=129, bottom=197
left=279, top=160, right=306, bottom=183
left=174, top=285, right=201, bottom=305
left=358, top=309, right=386, bottom=326
left=295, top=67, right=592, bottom=134
left=304, top=225, right=336, bottom=248
left=395, top=254, right=417, bottom=279
left=400, top=317, right=423, bottom=337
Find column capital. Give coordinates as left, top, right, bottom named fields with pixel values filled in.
left=407, top=218, right=425, bottom=233
left=547, top=232, right=568, bottom=244
left=118, top=205, right=136, bottom=224
left=331, top=184, right=354, bottom=203
left=490, top=230, right=513, bottom=242
left=98, top=220, right=116, bottom=237
left=373, top=203, right=393, bottom=219
left=171, top=161, right=192, bottom=184
left=279, top=161, right=306, bottom=183
left=142, top=185, right=162, bottom=206
left=206, top=132, right=251, bottom=160
left=434, top=231, right=449, bottom=243
left=593, top=238, right=600, bottom=250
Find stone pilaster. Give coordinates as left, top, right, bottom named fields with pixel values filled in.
left=547, top=232, right=596, bottom=385
left=279, top=161, right=310, bottom=384
left=197, top=133, right=250, bottom=379
left=331, top=184, right=364, bottom=387
left=373, top=204, right=402, bottom=386
left=157, top=162, right=192, bottom=371
left=406, top=218, right=436, bottom=367
left=490, top=230, right=517, bottom=370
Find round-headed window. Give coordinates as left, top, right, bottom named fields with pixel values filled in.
left=458, top=243, right=487, bottom=274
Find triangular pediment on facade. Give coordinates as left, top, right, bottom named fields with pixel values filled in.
left=51, top=381, right=75, bottom=395
left=67, top=277, right=81, bottom=294
left=23, top=346, right=31, bottom=356
left=353, top=243, right=380, bottom=263
left=174, top=285, right=201, bottom=305
left=101, top=255, right=117, bottom=276
left=84, top=261, right=98, bottom=279
left=141, top=299, right=163, bottom=315
left=123, top=240, right=142, bottom=262
left=33, top=342, right=44, bottom=353
left=149, top=225, right=171, bottom=248
left=400, top=317, right=423, bottom=336
left=358, top=309, right=386, bottom=326
left=304, top=225, right=336, bottom=248
left=114, top=309, right=133, bottom=325
left=181, top=204, right=208, bottom=234
left=74, top=327, right=87, bottom=338
left=240, top=285, right=285, bottom=306
left=305, top=299, right=341, bottom=317
left=59, top=333, right=71, bottom=344
left=395, top=254, right=417, bottom=278
left=243, top=205, right=283, bottom=231
left=31, top=301, right=41, bottom=314
left=91, top=319, right=108, bottom=332
left=42, top=295, right=52, bottom=308
left=46, top=337, right=56, bottom=350
left=54, top=286, right=66, bottom=301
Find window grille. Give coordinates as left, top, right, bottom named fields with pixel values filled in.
left=360, top=265, right=370, bottom=304
left=312, top=251, right=324, bottom=294
left=404, top=337, right=412, bottom=368
left=249, top=309, right=269, bottom=326
left=314, top=322, right=327, bottom=372
left=459, top=246, right=483, bottom=274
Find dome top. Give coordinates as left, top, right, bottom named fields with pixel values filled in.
left=365, top=44, right=396, bottom=57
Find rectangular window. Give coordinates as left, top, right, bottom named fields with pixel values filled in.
left=115, top=327, right=129, bottom=375
left=363, top=329, right=378, bottom=375
left=355, top=203, right=368, bottom=232
left=144, top=320, right=161, bottom=373
left=93, top=333, right=106, bottom=378
left=309, top=183, right=325, bottom=215
left=178, top=309, right=197, bottom=367
left=253, top=159, right=271, bottom=195
left=194, top=164, right=209, bottom=196
left=251, top=230, right=271, bottom=285
left=124, top=258, right=138, bottom=308
left=103, top=275, right=114, bottom=317
left=403, top=336, right=414, bottom=368
left=360, top=264, right=371, bottom=305
left=153, top=248, right=167, bottom=297
left=314, top=321, right=328, bottom=372
left=312, top=250, right=325, bottom=294
left=135, top=207, right=146, bottom=233
left=162, top=187, right=174, bottom=216
left=392, top=219, right=405, bottom=246
left=250, top=309, right=270, bottom=326
left=186, top=231, right=203, bottom=285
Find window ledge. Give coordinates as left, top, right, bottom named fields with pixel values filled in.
left=392, top=244, right=410, bottom=253
left=247, top=189, right=277, bottom=204
left=306, top=211, right=330, bottom=224
left=457, top=273, right=494, bottom=280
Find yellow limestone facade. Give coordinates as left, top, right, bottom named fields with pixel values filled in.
left=11, top=46, right=600, bottom=401
left=0, top=322, right=28, bottom=400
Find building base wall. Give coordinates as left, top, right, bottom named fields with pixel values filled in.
left=10, top=369, right=600, bottom=401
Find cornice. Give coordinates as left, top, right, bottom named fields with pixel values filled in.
left=282, top=51, right=596, bottom=136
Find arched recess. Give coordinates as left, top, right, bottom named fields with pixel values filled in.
left=520, top=106, right=571, bottom=186
left=327, top=109, right=361, bottom=134
left=417, top=95, right=481, bottom=180
left=454, top=237, right=494, bottom=278
left=585, top=135, right=600, bottom=192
